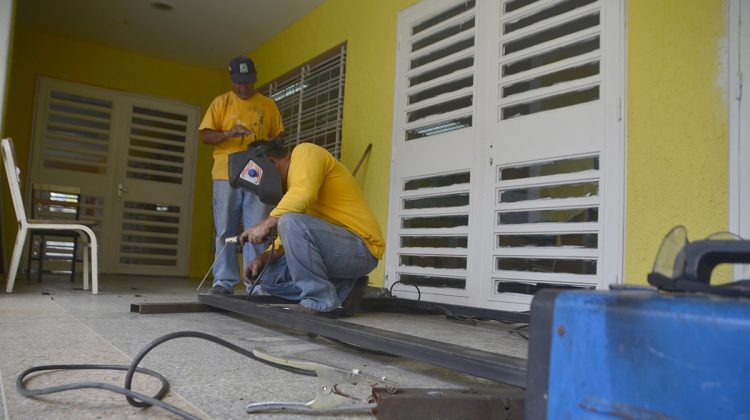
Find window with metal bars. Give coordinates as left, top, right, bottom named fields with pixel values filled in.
left=260, top=44, right=346, bottom=159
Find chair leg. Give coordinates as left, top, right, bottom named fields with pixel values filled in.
left=71, top=236, right=78, bottom=282
left=90, top=233, right=98, bottom=295
left=82, top=239, right=89, bottom=291
left=26, top=233, right=34, bottom=283
left=6, top=226, right=28, bottom=293
left=38, top=233, right=45, bottom=283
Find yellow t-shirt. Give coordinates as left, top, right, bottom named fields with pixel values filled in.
left=270, top=143, right=385, bottom=260
left=199, top=91, right=284, bottom=180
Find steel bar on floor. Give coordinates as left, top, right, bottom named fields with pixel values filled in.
left=198, top=294, right=528, bottom=388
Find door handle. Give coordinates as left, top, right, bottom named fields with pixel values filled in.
left=118, top=183, right=129, bottom=197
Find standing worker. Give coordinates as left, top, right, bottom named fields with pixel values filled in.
left=239, top=139, right=385, bottom=317
left=200, top=55, right=284, bottom=295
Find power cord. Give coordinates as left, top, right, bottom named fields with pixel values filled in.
left=16, top=331, right=315, bottom=419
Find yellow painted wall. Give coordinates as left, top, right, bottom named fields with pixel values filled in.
left=250, top=0, right=419, bottom=286
left=3, top=28, right=223, bottom=278
left=626, top=0, right=729, bottom=283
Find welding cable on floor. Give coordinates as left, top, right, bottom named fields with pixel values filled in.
left=16, top=331, right=316, bottom=420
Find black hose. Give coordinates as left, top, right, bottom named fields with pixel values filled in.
left=17, top=330, right=316, bottom=419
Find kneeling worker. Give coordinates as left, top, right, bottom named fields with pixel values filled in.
left=239, top=139, right=384, bottom=316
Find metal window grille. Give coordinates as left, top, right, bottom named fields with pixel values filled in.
left=262, top=44, right=346, bottom=159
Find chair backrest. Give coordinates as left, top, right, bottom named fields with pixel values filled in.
left=1, top=138, right=28, bottom=225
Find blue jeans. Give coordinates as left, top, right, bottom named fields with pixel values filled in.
left=212, top=180, right=270, bottom=291
left=258, top=213, right=378, bottom=312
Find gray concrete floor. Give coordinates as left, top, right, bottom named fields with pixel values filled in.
left=0, top=274, right=528, bottom=419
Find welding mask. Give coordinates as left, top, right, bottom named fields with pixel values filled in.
left=228, top=143, right=283, bottom=205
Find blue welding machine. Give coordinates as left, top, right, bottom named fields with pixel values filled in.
left=526, top=226, right=750, bottom=419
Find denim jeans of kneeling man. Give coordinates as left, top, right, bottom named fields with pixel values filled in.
left=256, top=213, right=377, bottom=312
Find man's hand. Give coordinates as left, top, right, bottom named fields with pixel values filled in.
left=200, top=125, right=255, bottom=145
left=240, top=216, right=279, bottom=244
left=227, top=123, right=253, bottom=138
left=246, top=253, right=269, bottom=280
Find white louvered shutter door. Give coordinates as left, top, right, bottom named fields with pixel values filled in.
left=485, top=0, right=619, bottom=310
left=30, top=78, right=199, bottom=276
left=386, top=0, right=480, bottom=304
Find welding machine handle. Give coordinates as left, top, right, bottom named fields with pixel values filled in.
left=649, top=239, right=750, bottom=293
left=679, top=240, right=750, bottom=284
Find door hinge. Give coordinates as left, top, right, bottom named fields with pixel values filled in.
left=617, top=96, right=623, bottom=121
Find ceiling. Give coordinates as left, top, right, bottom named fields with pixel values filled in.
left=15, top=0, right=326, bottom=70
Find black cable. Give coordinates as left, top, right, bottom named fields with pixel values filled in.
left=388, top=280, right=421, bottom=301
left=246, top=232, right=277, bottom=299
left=509, top=324, right=530, bottom=341
left=17, top=331, right=316, bottom=419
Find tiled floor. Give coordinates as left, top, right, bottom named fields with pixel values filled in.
left=0, top=274, right=528, bottom=419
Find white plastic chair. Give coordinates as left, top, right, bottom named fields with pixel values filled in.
left=1, top=138, right=99, bottom=294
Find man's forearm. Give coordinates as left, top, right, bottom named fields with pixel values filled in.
left=201, top=129, right=230, bottom=145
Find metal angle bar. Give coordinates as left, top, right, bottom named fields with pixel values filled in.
left=198, top=294, right=528, bottom=387
left=129, top=301, right=218, bottom=314
left=361, top=297, right=531, bottom=324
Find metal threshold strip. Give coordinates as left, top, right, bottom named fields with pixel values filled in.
left=198, top=294, right=528, bottom=388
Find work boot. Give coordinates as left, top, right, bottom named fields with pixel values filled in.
left=338, top=277, right=368, bottom=317
left=207, top=285, right=233, bottom=295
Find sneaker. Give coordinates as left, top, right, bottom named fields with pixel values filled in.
left=207, top=285, right=233, bottom=295
left=339, top=276, right=368, bottom=317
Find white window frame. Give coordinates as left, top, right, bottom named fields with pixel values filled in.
left=261, top=44, right=346, bottom=159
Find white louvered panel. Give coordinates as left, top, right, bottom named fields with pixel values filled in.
left=126, top=106, right=188, bottom=185
left=498, top=0, right=602, bottom=121
left=491, top=153, right=601, bottom=299
left=43, top=90, right=112, bottom=174
left=118, top=201, right=180, bottom=267
left=395, top=168, right=471, bottom=291
left=403, top=0, right=476, bottom=142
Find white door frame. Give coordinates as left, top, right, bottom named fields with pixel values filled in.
left=729, top=0, right=749, bottom=279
